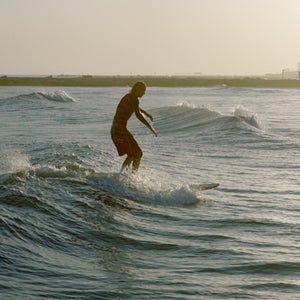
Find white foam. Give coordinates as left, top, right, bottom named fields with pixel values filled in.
left=233, top=105, right=263, bottom=129
left=32, top=165, right=69, bottom=179
left=176, top=100, right=197, bottom=109
left=37, top=90, right=76, bottom=103
left=0, top=149, right=30, bottom=176
left=91, top=170, right=202, bottom=207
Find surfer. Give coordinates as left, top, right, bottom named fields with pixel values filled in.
left=111, top=82, right=157, bottom=173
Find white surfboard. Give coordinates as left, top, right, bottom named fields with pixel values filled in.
left=190, top=183, right=219, bottom=191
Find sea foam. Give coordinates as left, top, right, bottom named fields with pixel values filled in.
left=0, top=148, right=30, bottom=176
left=233, top=105, right=263, bottom=129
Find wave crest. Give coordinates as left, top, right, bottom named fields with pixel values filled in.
left=234, top=105, right=263, bottom=129
left=1, top=90, right=76, bottom=104
left=89, top=171, right=206, bottom=207
left=36, top=91, right=76, bottom=103
left=150, top=103, right=263, bottom=135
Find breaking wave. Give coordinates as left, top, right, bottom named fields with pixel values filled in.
left=149, top=102, right=263, bottom=136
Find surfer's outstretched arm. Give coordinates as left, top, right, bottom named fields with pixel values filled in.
left=140, top=108, right=154, bottom=122
left=133, top=103, right=157, bottom=137
left=136, top=110, right=157, bottom=136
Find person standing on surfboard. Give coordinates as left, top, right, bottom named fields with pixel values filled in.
left=111, top=82, right=157, bottom=173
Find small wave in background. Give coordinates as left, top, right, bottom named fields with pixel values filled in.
left=36, top=90, right=76, bottom=102
left=0, top=90, right=76, bottom=104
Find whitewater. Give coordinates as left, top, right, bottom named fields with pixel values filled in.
left=0, top=86, right=299, bottom=299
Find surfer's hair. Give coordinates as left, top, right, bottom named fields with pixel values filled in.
left=131, top=82, right=146, bottom=93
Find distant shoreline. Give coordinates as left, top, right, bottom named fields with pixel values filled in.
left=1, top=75, right=300, bottom=89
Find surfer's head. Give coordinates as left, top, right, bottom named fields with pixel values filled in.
left=131, top=82, right=146, bottom=98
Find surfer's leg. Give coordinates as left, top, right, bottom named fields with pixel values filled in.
left=132, top=151, right=142, bottom=173
left=121, top=155, right=133, bottom=173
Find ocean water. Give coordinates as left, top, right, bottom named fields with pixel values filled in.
left=0, top=85, right=299, bottom=299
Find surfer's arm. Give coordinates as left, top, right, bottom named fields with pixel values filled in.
left=136, top=110, right=157, bottom=136
left=140, top=108, right=154, bottom=122
left=133, top=103, right=157, bottom=136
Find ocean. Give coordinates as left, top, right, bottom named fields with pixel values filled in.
left=0, top=85, right=299, bottom=299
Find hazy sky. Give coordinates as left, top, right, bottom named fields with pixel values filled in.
left=1, top=0, right=300, bottom=76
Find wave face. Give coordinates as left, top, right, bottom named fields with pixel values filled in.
left=149, top=102, right=263, bottom=136
left=0, top=86, right=299, bottom=299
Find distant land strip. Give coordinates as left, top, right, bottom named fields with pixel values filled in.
left=1, top=75, right=300, bottom=88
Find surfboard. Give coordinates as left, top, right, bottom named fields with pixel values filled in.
left=190, top=183, right=219, bottom=191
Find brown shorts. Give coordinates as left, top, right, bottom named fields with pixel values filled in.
left=111, top=131, right=142, bottom=157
